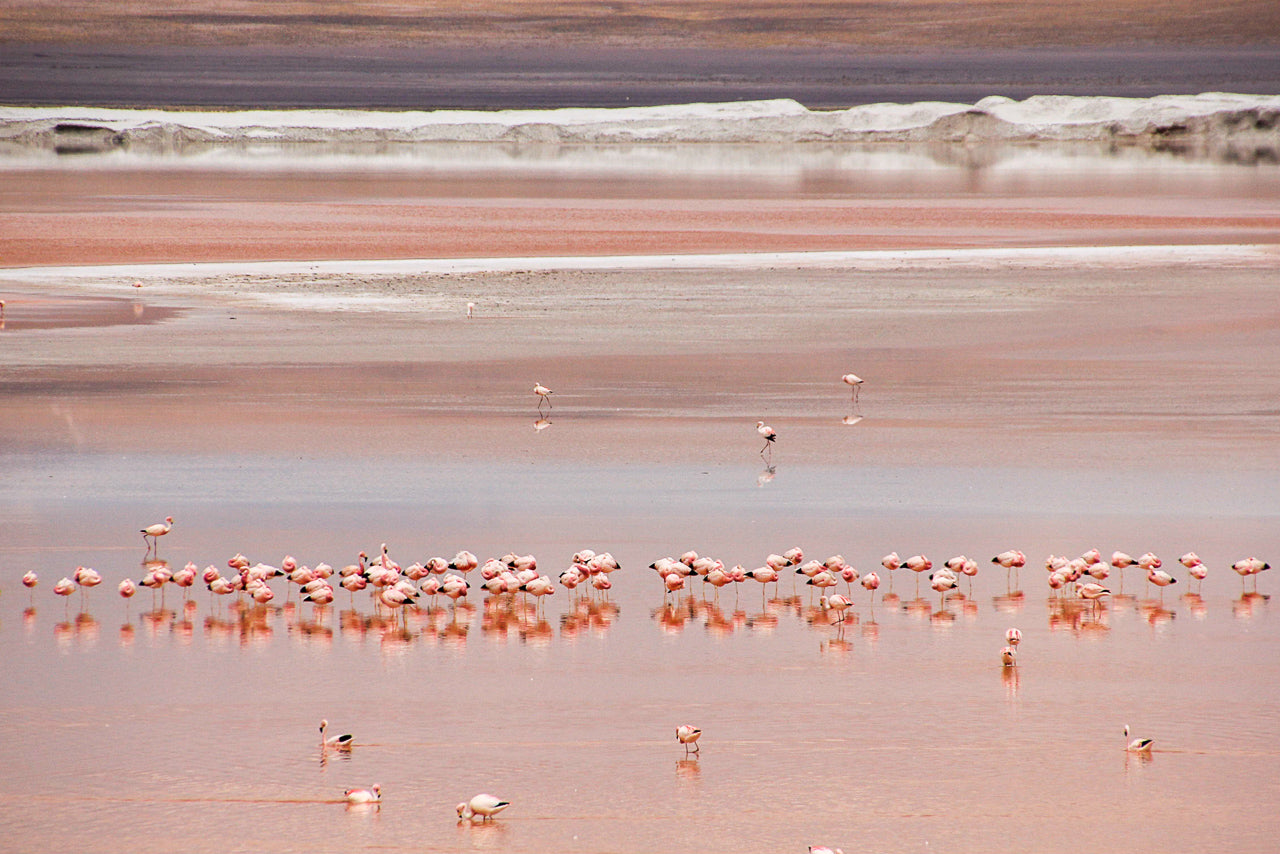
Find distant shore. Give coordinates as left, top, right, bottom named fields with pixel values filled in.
left=2, top=45, right=1278, bottom=110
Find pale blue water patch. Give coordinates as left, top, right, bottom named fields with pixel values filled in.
left=2, top=451, right=1278, bottom=521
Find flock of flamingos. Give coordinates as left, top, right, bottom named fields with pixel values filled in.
left=13, top=512, right=1272, bottom=819
left=18, top=515, right=1271, bottom=647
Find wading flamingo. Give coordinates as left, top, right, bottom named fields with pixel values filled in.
left=141, top=516, right=174, bottom=554
left=841, top=373, right=863, bottom=403
left=676, top=724, right=702, bottom=754
left=756, top=421, right=776, bottom=458
left=457, top=793, right=510, bottom=822
left=534, top=383, right=554, bottom=411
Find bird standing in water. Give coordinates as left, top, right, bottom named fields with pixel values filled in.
left=677, top=724, right=702, bottom=754
left=141, top=516, right=174, bottom=555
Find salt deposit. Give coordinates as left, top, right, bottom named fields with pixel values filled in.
left=1, top=93, right=1277, bottom=153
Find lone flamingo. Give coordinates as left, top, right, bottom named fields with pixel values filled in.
left=320, top=719, right=353, bottom=749
left=534, top=383, right=554, bottom=411
left=1124, top=725, right=1153, bottom=753
left=141, top=516, right=174, bottom=554
left=457, top=793, right=511, bottom=822
left=756, top=421, right=776, bottom=458
left=676, top=724, right=702, bottom=754
left=344, top=784, right=381, bottom=804
left=841, top=373, right=864, bottom=403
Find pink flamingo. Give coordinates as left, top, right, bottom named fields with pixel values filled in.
left=1146, top=567, right=1177, bottom=600
left=344, top=784, right=381, bottom=804
left=756, top=421, right=776, bottom=458
left=860, top=571, right=880, bottom=605
left=841, top=373, right=864, bottom=403
left=1076, top=581, right=1111, bottom=611
left=676, top=724, right=702, bottom=754
left=140, top=516, right=174, bottom=554
left=457, top=793, right=511, bottom=822
left=903, top=554, right=932, bottom=595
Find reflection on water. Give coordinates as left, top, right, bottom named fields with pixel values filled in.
left=21, top=567, right=1280, bottom=658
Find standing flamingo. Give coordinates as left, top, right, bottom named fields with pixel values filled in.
left=903, top=554, right=932, bottom=595
left=141, top=516, right=174, bottom=554
left=841, top=373, right=864, bottom=404
left=676, top=724, right=702, bottom=754
left=457, top=793, right=511, bottom=822
left=534, top=383, right=554, bottom=411
left=860, top=571, right=880, bottom=605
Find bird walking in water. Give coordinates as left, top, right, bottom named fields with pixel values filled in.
left=534, top=383, right=554, bottom=412
left=457, top=793, right=511, bottom=822
left=141, top=516, right=174, bottom=555
left=756, top=421, right=776, bottom=460
left=677, top=724, right=702, bottom=754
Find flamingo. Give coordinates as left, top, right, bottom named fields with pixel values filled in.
left=881, top=552, right=900, bottom=590
left=860, top=572, right=880, bottom=604
left=344, top=784, right=381, bottom=804
left=841, top=373, right=863, bottom=403
left=1146, top=567, right=1177, bottom=599
left=820, top=594, right=854, bottom=629
left=304, top=585, right=335, bottom=605
left=457, top=793, right=510, bottom=822
left=54, top=577, right=75, bottom=601
left=1231, top=557, right=1271, bottom=588
left=756, top=421, right=776, bottom=457
left=1000, top=645, right=1017, bottom=666
left=1076, top=581, right=1111, bottom=610
left=141, top=516, right=174, bottom=554
left=118, top=578, right=137, bottom=599
left=449, top=551, right=478, bottom=575
left=73, top=566, right=102, bottom=603
left=930, top=569, right=958, bottom=606
left=1005, top=627, right=1022, bottom=647
left=745, top=565, right=779, bottom=604
left=320, top=719, right=353, bottom=749
left=903, top=554, right=931, bottom=595
left=534, top=382, right=554, bottom=410
left=704, top=566, right=732, bottom=599
left=1110, top=551, right=1137, bottom=591
left=22, top=570, right=38, bottom=592
left=676, top=724, right=702, bottom=754
left=1124, top=725, right=1153, bottom=753
left=992, top=549, right=1025, bottom=585
left=466, top=301, right=475, bottom=319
